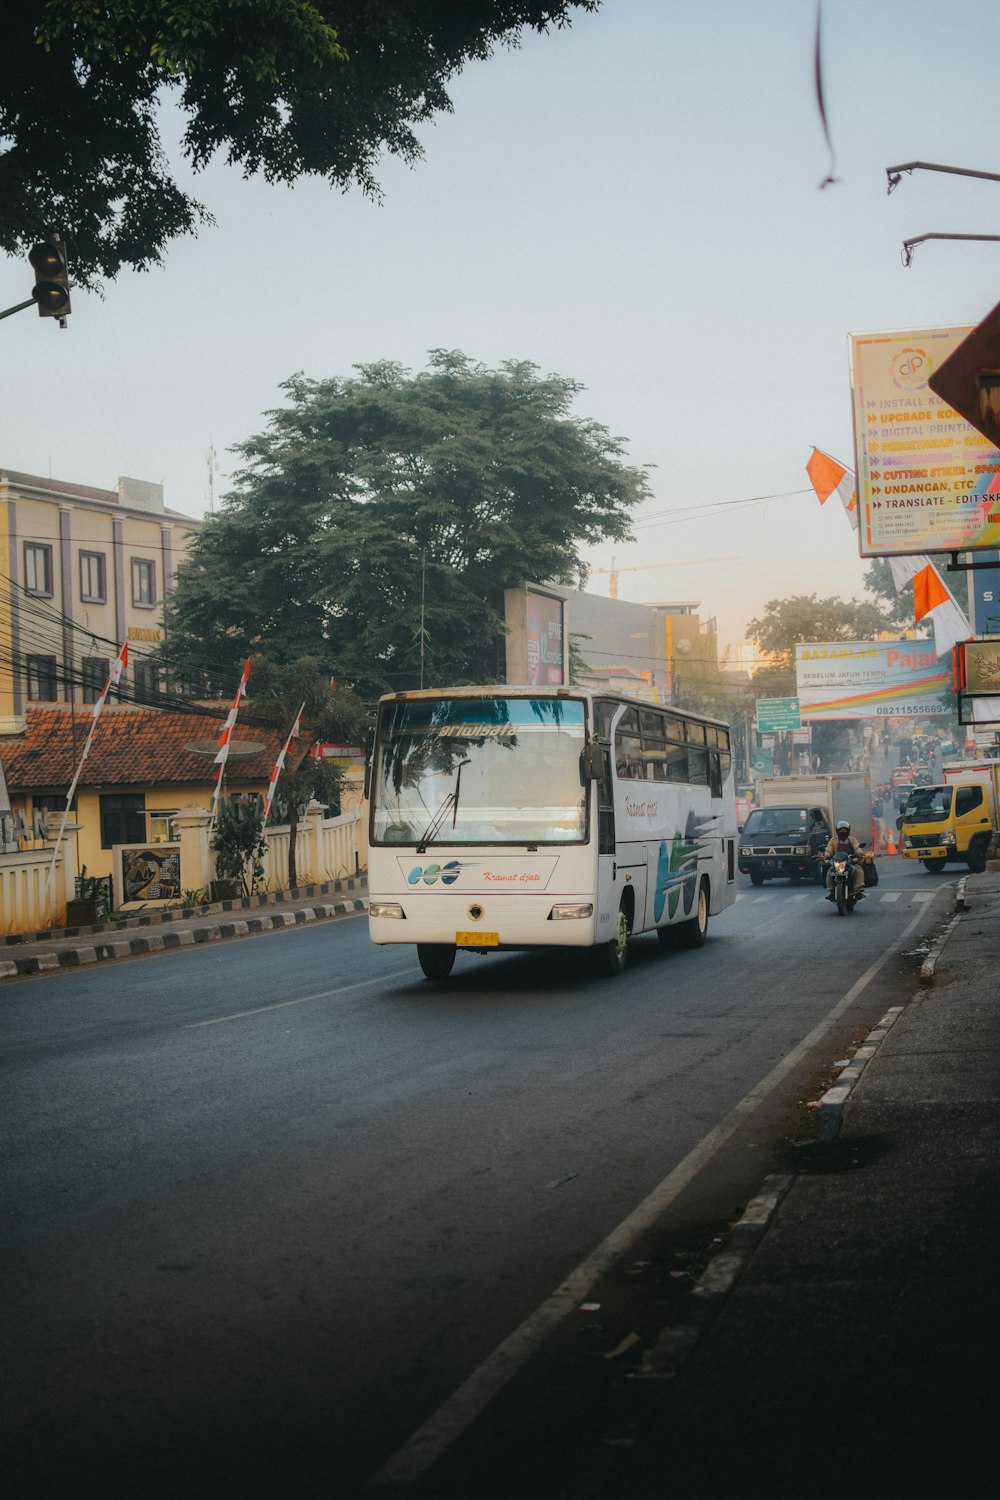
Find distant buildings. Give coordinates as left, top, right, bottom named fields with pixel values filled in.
left=549, top=586, right=723, bottom=706
left=0, top=469, right=200, bottom=729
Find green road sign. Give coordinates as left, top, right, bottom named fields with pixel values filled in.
left=755, top=697, right=802, bottom=733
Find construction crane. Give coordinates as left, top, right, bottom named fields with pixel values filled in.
left=585, top=556, right=739, bottom=599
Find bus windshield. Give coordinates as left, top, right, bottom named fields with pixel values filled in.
left=371, top=696, right=587, bottom=846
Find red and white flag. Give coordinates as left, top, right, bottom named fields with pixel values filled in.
left=263, top=703, right=304, bottom=822
left=66, top=640, right=129, bottom=806
left=46, top=640, right=128, bottom=898
left=911, top=562, right=972, bottom=659
left=806, top=448, right=858, bottom=531
left=214, top=658, right=251, bottom=765
left=211, top=659, right=252, bottom=818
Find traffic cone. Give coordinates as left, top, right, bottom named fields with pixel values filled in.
left=886, top=826, right=897, bottom=856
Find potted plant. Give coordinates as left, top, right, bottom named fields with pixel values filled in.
left=66, top=866, right=105, bottom=927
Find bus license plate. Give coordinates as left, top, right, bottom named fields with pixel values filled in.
left=456, top=931, right=499, bottom=947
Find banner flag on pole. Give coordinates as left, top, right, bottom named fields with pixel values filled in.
left=911, top=562, right=972, bottom=658
left=806, top=448, right=858, bottom=531
left=263, top=703, right=305, bottom=822
left=44, top=640, right=129, bottom=901
left=913, top=564, right=950, bottom=622
left=211, top=658, right=251, bottom=820
left=214, top=658, right=251, bottom=765
left=888, top=554, right=928, bottom=593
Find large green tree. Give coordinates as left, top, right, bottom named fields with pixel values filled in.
left=1, top=2, right=597, bottom=284
left=163, top=350, right=649, bottom=696
left=745, top=593, right=894, bottom=696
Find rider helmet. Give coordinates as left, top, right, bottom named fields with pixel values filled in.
left=836, top=819, right=850, bottom=832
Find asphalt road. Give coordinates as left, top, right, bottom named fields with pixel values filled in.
left=0, top=860, right=955, bottom=1497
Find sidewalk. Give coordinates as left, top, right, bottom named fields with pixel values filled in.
left=0, top=877, right=369, bottom=981
left=604, top=869, right=1000, bottom=1499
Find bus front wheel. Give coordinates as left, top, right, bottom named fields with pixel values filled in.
left=417, top=943, right=456, bottom=981
left=597, top=905, right=629, bottom=977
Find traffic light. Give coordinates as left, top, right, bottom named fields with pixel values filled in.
left=28, top=236, right=71, bottom=321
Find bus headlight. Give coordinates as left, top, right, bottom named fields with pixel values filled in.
left=548, top=903, right=594, bottom=920
left=369, top=901, right=406, bottom=919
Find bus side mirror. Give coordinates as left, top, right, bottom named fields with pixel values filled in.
left=582, top=741, right=604, bottom=781
left=364, top=758, right=372, bottom=801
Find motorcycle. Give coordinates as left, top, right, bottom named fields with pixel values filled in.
left=822, top=843, right=870, bottom=915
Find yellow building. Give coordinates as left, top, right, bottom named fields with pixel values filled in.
left=0, top=468, right=199, bottom=729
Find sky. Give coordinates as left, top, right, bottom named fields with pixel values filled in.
left=3, top=0, right=999, bottom=655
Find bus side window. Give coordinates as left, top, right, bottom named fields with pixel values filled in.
left=664, top=741, right=689, bottom=782
left=687, top=748, right=709, bottom=786
left=615, top=708, right=643, bottom=779
left=709, top=751, right=723, bottom=798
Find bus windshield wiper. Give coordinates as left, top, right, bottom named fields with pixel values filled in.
left=416, top=759, right=470, bottom=851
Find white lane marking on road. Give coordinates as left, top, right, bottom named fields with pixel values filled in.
left=911, top=892, right=935, bottom=903
left=184, top=967, right=417, bottom=1026
left=880, top=892, right=901, bottom=902
left=364, top=902, right=932, bottom=1493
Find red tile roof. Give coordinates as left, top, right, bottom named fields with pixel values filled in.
left=0, top=706, right=310, bottom=793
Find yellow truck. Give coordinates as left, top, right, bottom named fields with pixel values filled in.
left=898, top=760, right=1000, bottom=873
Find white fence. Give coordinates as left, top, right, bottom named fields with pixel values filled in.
left=0, top=800, right=366, bottom=935
left=0, top=835, right=78, bottom=936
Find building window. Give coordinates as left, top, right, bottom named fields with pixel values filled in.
left=26, top=654, right=58, bottom=701
left=131, top=558, right=156, bottom=607
left=100, top=793, right=147, bottom=849
left=82, top=656, right=110, bottom=705
left=133, top=660, right=159, bottom=702
left=80, top=551, right=107, bottom=602
left=24, top=543, right=53, bottom=596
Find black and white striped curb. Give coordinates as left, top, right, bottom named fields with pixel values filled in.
left=0, top=897, right=368, bottom=979
left=817, top=1004, right=906, bottom=1140
left=630, top=1173, right=795, bottom=1381
left=623, top=881, right=972, bottom=1387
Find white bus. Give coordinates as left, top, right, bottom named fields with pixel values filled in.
left=366, top=686, right=737, bottom=980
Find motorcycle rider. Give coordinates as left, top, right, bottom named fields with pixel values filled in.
left=823, top=819, right=865, bottom=902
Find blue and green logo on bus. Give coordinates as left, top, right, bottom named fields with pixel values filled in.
left=654, top=812, right=710, bottom=922
left=407, top=861, right=463, bottom=886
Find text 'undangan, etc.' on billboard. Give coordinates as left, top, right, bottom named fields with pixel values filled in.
left=850, top=325, right=1000, bottom=557
left=795, top=640, right=952, bottom=721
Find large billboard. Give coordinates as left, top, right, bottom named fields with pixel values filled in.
left=850, top=325, right=1000, bottom=557
left=503, top=586, right=566, bottom=686
left=795, top=640, right=952, bottom=720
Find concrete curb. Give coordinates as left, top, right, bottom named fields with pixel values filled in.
left=0, top=897, right=368, bottom=980
left=817, top=1005, right=906, bottom=1140
left=630, top=1174, right=795, bottom=1382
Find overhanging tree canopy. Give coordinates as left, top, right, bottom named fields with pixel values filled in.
left=1, top=2, right=597, bottom=284
left=162, top=350, right=650, bottom=696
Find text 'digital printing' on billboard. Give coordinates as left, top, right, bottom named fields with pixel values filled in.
left=850, top=325, right=1000, bottom=558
